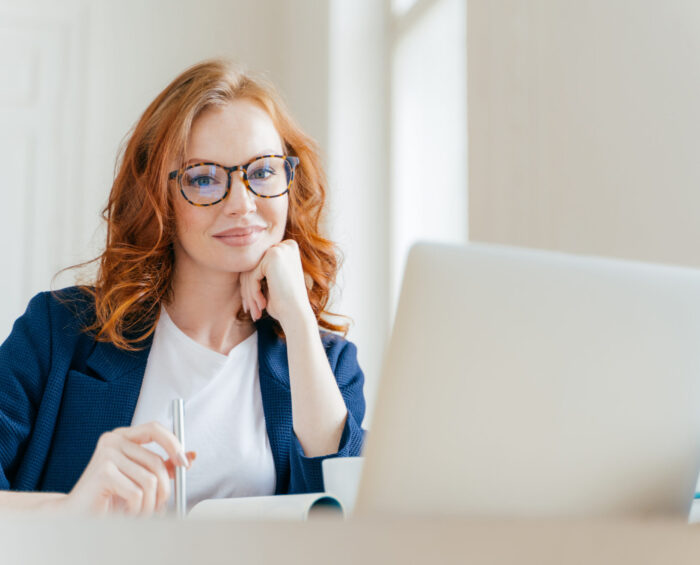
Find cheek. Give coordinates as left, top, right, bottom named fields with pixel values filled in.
left=173, top=198, right=189, bottom=232
left=263, top=199, right=289, bottom=237
left=174, top=200, right=207, bottom=236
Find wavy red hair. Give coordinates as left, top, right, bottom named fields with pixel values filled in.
left=62, top=59, right=349, bottom=350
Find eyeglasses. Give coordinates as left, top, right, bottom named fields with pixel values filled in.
left=168, top=154, right=299, bottom=207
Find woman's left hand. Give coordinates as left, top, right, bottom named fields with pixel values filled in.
left=240, top=239, right=314, bottom=329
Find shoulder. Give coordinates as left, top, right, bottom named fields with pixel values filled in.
left=257, top=315, right=357, bottom=364
left=319, top=330, right=358, bottom=367
left=46, top=285, right=94, bottom=307
left=47, top=285, right=95, bottom=323
left=256, top=317, right=362, bottom=387
left=1, top=287, right=95, bottom=385
left=18, top=286, right=95, bottom=339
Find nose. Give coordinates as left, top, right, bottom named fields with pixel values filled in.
left=222, top=171, right=256, bottom=216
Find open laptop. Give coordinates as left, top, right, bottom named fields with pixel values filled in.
left=353, top=242, right=700, bottom=518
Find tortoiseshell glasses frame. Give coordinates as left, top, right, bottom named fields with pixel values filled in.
left=168, top=154, right=300, bottom=207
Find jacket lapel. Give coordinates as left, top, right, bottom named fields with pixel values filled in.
left=43, top=316, right=292, bottom=494
left=256, top=317, right=293, bottom=494
left=85, top=337, right=153, bottom=383
left=80, top=334, right=155, bottom=429
left=39, top=335, right=154, bottom=493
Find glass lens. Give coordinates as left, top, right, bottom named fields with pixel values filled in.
left=246, top=157, right=292, bottom=196
left=181, top=164, right=228, bottom=204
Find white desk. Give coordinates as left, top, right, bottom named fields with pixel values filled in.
left=3, top=513, right=700, bottom=564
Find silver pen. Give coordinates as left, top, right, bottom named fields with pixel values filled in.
left=172, top=398, right=186, bottom=518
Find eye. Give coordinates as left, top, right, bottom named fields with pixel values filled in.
left=191, top=175, right=216, bottom=187
left=249, top=166, right=277, bottom=181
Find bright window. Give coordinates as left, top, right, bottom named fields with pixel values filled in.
left=390, top=0, right=468, bottom=316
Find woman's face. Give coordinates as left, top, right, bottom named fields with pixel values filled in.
left=171, top=99, right=289, bottom=277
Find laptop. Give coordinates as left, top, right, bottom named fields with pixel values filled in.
left=353, top=242, right=700, bottom=518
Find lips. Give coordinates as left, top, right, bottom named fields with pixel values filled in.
left=213, top=225, right=266, bottom=248
left=213, top=225, right=265, bottom=237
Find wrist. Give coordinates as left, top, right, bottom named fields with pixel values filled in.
left=28, top=492, right=69, bottom=513
left=279, top=304, right=317, bottom=334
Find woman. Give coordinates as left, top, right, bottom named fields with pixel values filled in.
left=0, top=59, right=365, bottom=516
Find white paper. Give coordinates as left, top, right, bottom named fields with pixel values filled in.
left=188, top=493, right=344, bottom=521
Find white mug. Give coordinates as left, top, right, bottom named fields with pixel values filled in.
left=321, top=457, right=365, bottom=516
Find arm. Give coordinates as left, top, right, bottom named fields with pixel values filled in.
left=285, top=314, right=366, bottom=493
left=0, top=293, right=69, bottom=511
left=0, top=294, right=193, bottom=516
left=0, top=491, right=66, bottom=511
left=285, top=310, right=350, bottom=457
left=239, top=239, right=366, bottom=492
left=0, top=292, right=52, bottom=492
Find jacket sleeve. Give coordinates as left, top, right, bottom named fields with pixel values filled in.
left=0, top=292, right=52, bottom=490
left=288, top=338, right=366, bottom=494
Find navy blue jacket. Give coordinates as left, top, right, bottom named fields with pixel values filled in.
left=0, top=287, right=365, bottom=495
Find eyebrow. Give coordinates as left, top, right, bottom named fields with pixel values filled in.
left=184, top=150, right=282, bottom=166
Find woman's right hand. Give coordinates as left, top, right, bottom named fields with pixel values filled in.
left=60, top=421, right=195, bottom=517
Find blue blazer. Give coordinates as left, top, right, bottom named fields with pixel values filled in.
left=0, top=287, right=365, bottom=495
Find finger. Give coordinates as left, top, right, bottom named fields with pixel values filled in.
left=103, top=461, right=145, bottom=517
left=120, top=441, right=171, bottom=511
left=245, top=268, right=265, bottom=316
left=240, top=274, right=251, bottom=318
left=165, top=451, right=197, bottom=479
left=116, top=422, right=189, bottom=469
left=249, top=264, right=266, bottom=319
left=244, top=271, right=259, bottom=321
left=253, top=280, right=267, bottom=315
left=111, top=451, right=158, bottom=516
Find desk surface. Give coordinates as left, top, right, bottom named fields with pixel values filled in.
left=3, top=513, right=700, bottom=565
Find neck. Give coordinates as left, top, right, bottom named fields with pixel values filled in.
left=165, top=262, right=256, bottom=355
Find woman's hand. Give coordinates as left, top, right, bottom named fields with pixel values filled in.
left=240, top=239, right=314, bottom=329
left=60, top=421, right=195, bottom=517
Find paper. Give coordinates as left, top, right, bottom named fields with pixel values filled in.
left=188, top=493, right=344, bottom=520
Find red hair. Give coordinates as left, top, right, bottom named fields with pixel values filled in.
left=62, top=59, right=349, bottom=350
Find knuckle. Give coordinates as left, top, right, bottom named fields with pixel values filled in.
left=160, top=479, right=171, bottom=501
left=145, top=473, right=158, bottom=491
left=97, top=431, right=114, bottom=447
left=130, top=488, right=144, bottom=504
left=142, top=449, right=160, bottom=469
left=150, top=421, right=169, bottom=436
left=98, top=461, right=117, bottom=481
left=99, top=446, right=117, bottom=462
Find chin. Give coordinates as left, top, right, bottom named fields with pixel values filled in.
left=214, top=248, right=266, bottom=273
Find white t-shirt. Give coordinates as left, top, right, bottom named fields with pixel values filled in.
left=130, top=306, right=276, bottom=512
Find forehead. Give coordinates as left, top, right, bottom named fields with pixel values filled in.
left=187, top=99, right=284, bottom=164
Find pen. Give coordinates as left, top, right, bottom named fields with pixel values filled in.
left=172, top=398, right=186, bottom=518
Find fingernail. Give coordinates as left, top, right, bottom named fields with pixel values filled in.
left=176, top=451, right=189, bottom=468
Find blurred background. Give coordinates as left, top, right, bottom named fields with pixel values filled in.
left=2, top=0, right=699, bottom=428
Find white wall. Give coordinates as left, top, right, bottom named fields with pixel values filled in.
left=79, top=0, right=332, bottom=274
left=0, top=0, right=91, bottom=336
left=390, top=0, right=467, bottom=315
left=0, top=1, right=328, bottom=309
left=328, top=0, right=390, bottom=428
left=0, top=0, right=387, bottom=428
left=469, top=0, right=700, bottom=268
